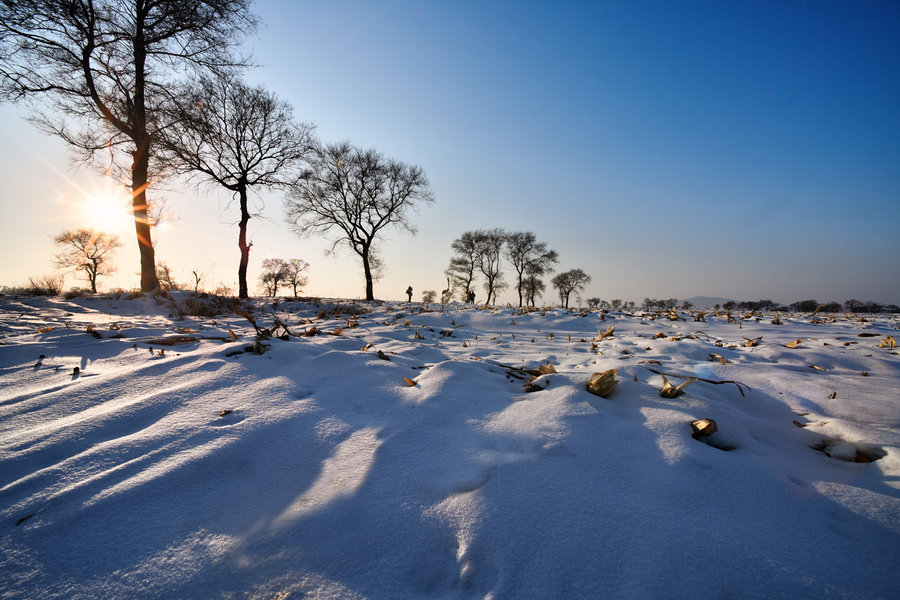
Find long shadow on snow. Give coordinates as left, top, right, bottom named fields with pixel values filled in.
left=0, top=402, right=334, bottom=598
left=171, top=358, right=536, bottom=599
left=197, top=360, right=899, bottom=599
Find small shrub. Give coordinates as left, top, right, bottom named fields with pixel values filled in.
left=31, top=275, right=65, bottom=295
left=170, top=292, right=241, bottom=318
left=213, top=284, right=234, bottom=297
left=182, top=295, right=222, bottom=317
left=105, top=287, right=143, bottom=301
left=2, top=275, right=66, bottom=296
left=64, top=287, right=90, bottom=299
left=317, top=302, right=367, bottom=320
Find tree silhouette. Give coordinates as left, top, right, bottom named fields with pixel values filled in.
left=259, top=258, right=293, bottom=297
left=522, top=263, right=548, bottom=307
left=504, top=231, right=558, bottom=307
left=551, top=269, right=591, bottom=309
left=474, top=229, right=506, bottom=305
left=445, top=231, right=481, bottom=300
left=54, top=229, right=122, bottom=292
left=285, top=142, right=433, bottom=301
left=161, top=73, right=315, bottom=298
left=0, top=0, right=257, bottom=291
left=285, top=260, right=310, bottom=297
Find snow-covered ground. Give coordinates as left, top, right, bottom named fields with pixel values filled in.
left=1, top=292, right=898, bottom=599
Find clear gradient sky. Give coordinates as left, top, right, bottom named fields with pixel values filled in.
left=1, top=0, right=898, bottom=305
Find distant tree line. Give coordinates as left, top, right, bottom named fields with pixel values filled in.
left=631, top=298, right=900, bottom=314
left=792, top=299, right=900, bottom=314
left=839, top=299, right=900, bottom=314
left=444, top=229, right=591, bottom=308
left=714, top=299, right=899, bottom=314
left=641, top=298, right=682, bottom=311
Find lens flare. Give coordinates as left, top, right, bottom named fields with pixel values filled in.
left=75, top=179, right=131, bottom=234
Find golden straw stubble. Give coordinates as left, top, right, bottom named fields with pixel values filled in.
left=586, top=369, right=618, bottom=398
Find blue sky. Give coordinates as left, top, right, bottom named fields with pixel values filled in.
left=1, top=0, right=898, bottom=304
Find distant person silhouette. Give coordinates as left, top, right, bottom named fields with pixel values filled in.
left=406, top=285, right=413, bottom=302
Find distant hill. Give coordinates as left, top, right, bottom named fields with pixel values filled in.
left=681, top=296, right=737, bottom=308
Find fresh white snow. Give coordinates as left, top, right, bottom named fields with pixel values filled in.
left=1, top=292, right=898, bottom=599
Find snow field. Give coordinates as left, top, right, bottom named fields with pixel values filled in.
left=1, top=294, right=898, bottom=598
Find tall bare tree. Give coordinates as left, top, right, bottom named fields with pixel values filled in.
left=551, top=268, right=591, bottom=309
left=285, top=142, right=434, bottom=301
left=504, top=231, right=558, bottom=307
left=445, top=231, right=481, bottom=300
left=55, top=228, right=122, bottom=292
left=161, top=74, right=315, bottom=298
left=474, top=228, right=506, bottom=305
left=0, top=0, right=257, bottom=291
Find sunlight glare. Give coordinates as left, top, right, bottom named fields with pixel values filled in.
left=77, top=179, right=131, bottom=234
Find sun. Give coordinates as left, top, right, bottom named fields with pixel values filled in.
left=77, top=180, right=131, bottom=234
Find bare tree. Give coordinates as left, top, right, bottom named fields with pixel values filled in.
left=504, top=232, right=558, bottom=307
left=54, top=229, right=122, bottom=293
left=0, top=0, right=257, bottom=291
left=259, top=258, right=292, bottom=297
left=474, top=228, right=506, bottom=305
left=285, top=259, right=310, bottom=297
left=445, top=231, right=481, bottom=299
left=522, top=263, right=547, bottom=307
left=551, top=268, right=591, bottom=309
left=161, top=73, right=315, bottom=298
left=285, top=142, right=434, bottom=301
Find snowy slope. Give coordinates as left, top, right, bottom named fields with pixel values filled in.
left=1, top=293, right=898, bottom=599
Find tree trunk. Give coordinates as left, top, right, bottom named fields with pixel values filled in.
left=237, top=182, right=251, bottom=298
left=517, top=272, right=524, bottom=307
left=131, top=27, right=159, bottom=293
left=131, top=141, right=160, bottom=292
left=362, top=248, right=374, bottom=301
